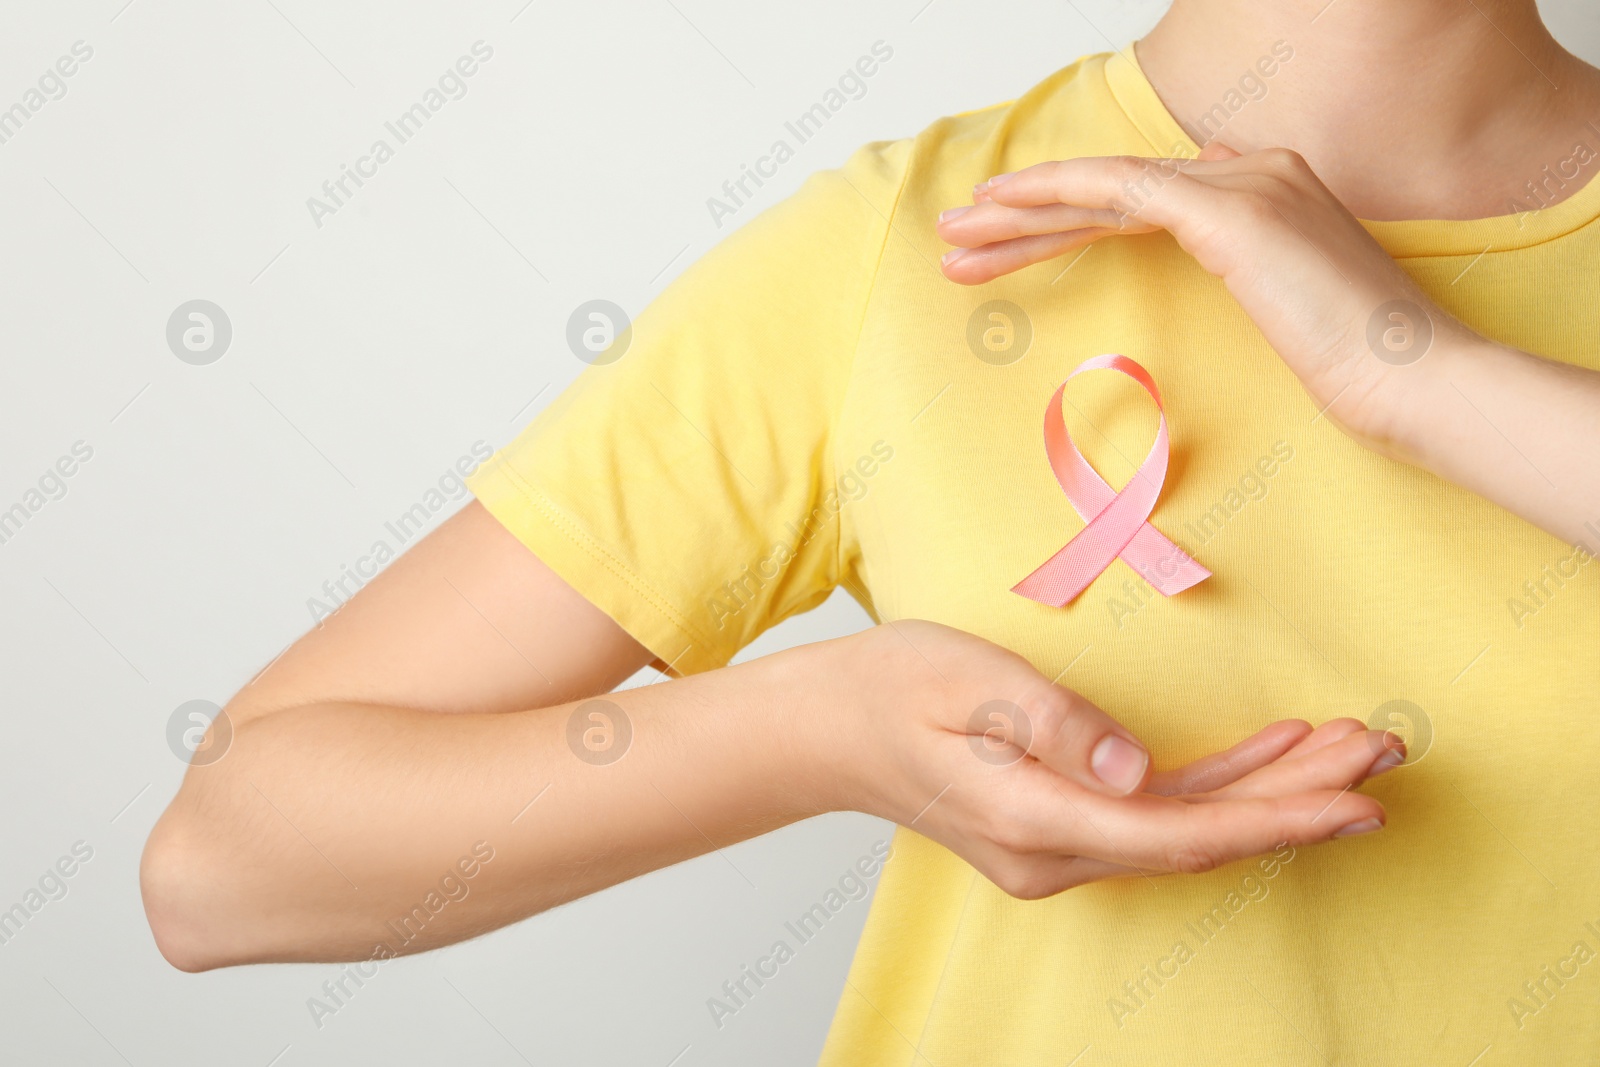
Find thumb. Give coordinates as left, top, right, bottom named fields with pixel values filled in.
left=1009, top=689, right=1152, bottom=797
left=1196, top=139, right=1243, bottom=161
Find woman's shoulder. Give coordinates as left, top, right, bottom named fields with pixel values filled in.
left=683, top=52, right=1136, bottom=301
left=826, top=52, right=1131, bottom=217
left=913, top=51, right=1116, bottom=155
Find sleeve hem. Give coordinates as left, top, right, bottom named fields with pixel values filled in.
left=468, top=459, right=732, bottom=678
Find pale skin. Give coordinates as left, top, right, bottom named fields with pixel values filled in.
left=142, top=0, right=1600, bottom=970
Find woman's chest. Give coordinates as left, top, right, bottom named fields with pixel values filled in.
left=832, top=237, right=1600, bottom=760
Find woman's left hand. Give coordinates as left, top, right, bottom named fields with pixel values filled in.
left=936, top=143, right=1472, bottom=443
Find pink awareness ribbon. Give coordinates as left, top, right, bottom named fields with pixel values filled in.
left=1012, top=354, right=1211, bottom=607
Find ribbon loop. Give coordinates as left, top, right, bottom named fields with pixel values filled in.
left=1012, top=355, right=1210, bottom=607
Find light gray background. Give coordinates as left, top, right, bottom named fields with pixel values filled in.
left=3, top=2, right=1596, bottom=1065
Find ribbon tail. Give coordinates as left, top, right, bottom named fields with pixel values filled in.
left=1118, top=524, right=1211, bottom=596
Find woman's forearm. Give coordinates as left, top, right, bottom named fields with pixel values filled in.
left=142, top=600, right=1405, bottom=973
left=139, top=640, right=848, bottom=971
left=1370, top=336, right=1600, bottom=548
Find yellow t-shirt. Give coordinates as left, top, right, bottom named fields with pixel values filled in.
left=470, top=49, right=1600, bottom=1066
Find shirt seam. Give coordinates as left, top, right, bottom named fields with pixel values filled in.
left=1101, top=50, right=1192, bottom=158
left=830, top=146, right=917, bottom=604
left=1382, top=211, right=1600, bottom=260
left=1104, top=49, right=1600, bottom=257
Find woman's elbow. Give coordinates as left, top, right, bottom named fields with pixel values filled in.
left=140, top=808, right=244, bottom=973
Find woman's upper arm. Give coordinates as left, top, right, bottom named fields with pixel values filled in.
left=224, top=501, right=653, bottom=728
left=220, top=141, right=913, bottom=731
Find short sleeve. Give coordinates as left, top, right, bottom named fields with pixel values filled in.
left=468, top=140, right=913, bottom=675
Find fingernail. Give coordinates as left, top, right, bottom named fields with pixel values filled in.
left=1091, top=735, right=1149, bottom=794
left=1368, top=750, right=1405, bottom=777
left=1334, top=817, right=1384, bottom=838
left=987, top=172, right=1016, bottom=187
left=939, top=205, right=972, bottom=223
left=972, top=182, right=989, bottom=198
left=942, top=248, right=966, bottom=267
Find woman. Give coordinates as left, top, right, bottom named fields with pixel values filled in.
left=142, top=0, right=1600, bottom=1062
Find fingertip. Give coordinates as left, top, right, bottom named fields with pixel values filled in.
left=1267, top=718, right=1315, bottom=742
left=940, top=246, right=982, bottom=278
left=1320, top=794, right=1386, bottom=838
left=1090, top=733, right=1151, bottom=796
left=1332, top=804, right=1386, bottom=837
left=939, top=252, right=995, bottom=287
left=1359, top=727, right=1407, bottom=758
left=1362, top=730, right=1407, bottom=776
left=1367, top=749, right=1406, bottom=777
left=1259, top=787, right=1383, bottom=840
left=1284, top=717, right=1366, bottom=759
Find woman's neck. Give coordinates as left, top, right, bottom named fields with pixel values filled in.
left=1136, top=0, right=1600, bottom=219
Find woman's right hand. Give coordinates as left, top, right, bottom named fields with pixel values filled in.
left=824, top=620, right=1401, bottom=899
left=143, top=501, right=1403, bottom=971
